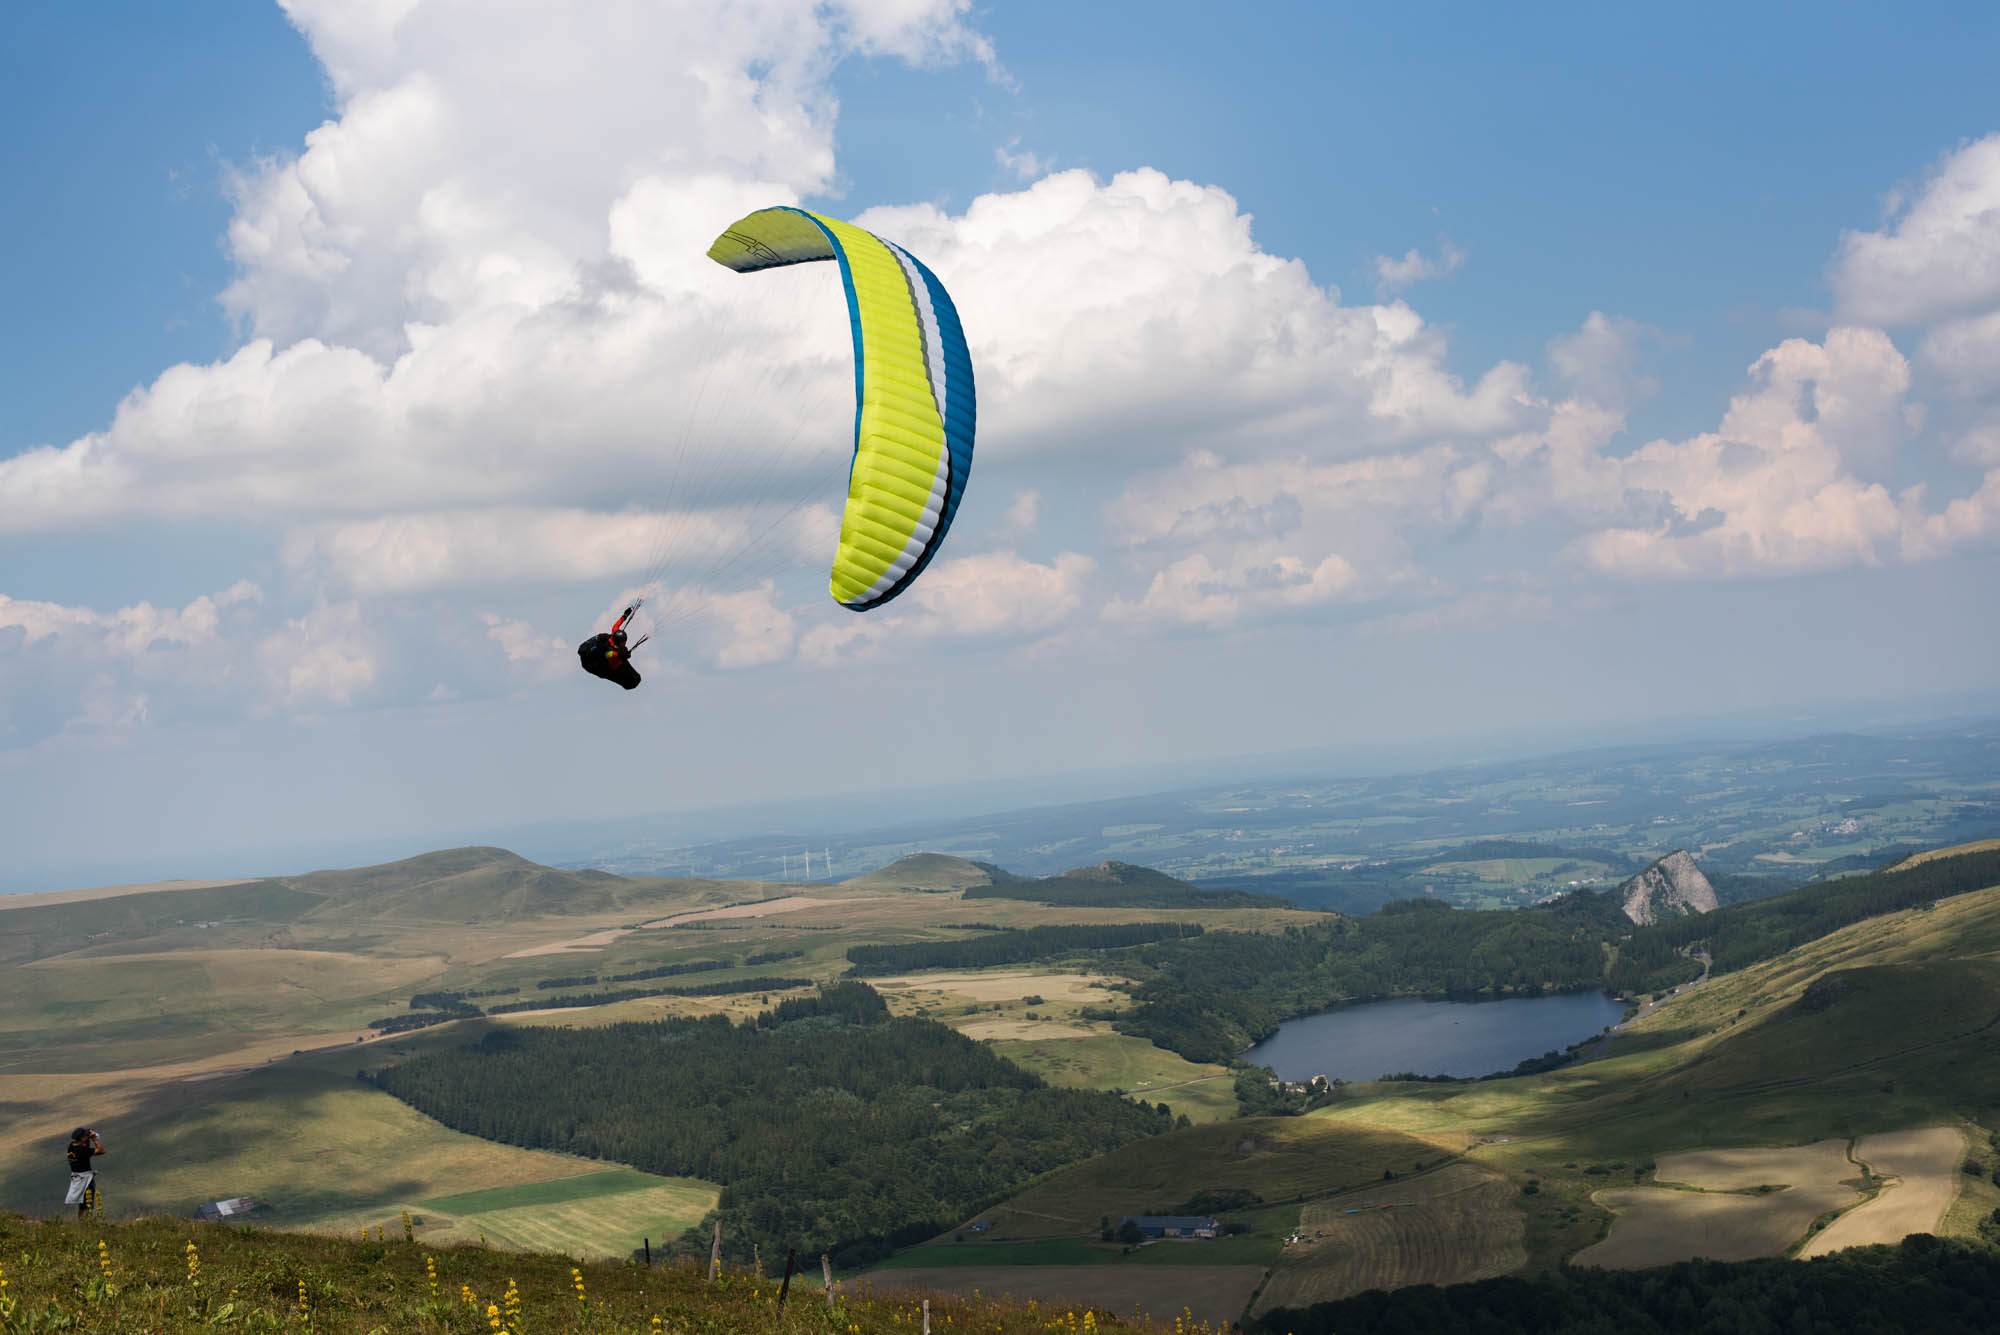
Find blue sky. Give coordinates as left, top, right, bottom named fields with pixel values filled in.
left=4, top=1, right=1999, bottom=891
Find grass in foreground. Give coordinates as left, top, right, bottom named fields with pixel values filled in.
left=0, top=1211, right=1193, bottom=1335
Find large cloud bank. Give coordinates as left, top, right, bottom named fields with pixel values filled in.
left=4, top=4, right=2000, bottom=744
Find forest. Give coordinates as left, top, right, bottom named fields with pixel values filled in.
left=367, top=983, right=1176, bottom=1264
left=1250, top=1235, right=2000, bottom=1335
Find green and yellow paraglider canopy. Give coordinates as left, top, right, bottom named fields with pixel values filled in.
left=708, top=207, right=976, bottom=611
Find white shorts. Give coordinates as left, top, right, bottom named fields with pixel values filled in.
left=65, top=1171, right=94, bottom=1205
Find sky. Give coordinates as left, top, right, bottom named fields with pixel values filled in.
left=5, top=1, right=2000, bottom=891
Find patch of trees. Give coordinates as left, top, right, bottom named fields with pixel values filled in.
left=368, top=983, right=1173, bottom=1266
left=1249, top=1235, right=2000, bottom=1335
left=1233, top=1067, right=1338, bottom=1117
left=843, top=922, right=1203, bottom=975
left=744, top=948, right=804, bottom=966
left=483, top=976, right=809, bottom=1014
left=533, top=960, right=732, bottom=989
left=367, top=1012, right=460, bottom=1034
left=409, top=987, right=518, bottom=1009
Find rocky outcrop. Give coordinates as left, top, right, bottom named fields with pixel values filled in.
left=1617, top=849, right=1718, bottom=925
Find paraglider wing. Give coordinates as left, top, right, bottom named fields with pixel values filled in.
left=707, top=207, right=975, bottom=611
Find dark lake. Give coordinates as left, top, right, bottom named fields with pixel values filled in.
left=1242, top=991, right=1626, bottom=1082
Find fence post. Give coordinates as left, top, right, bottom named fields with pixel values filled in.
left=753, top=1242, right=761, bottom=1278
left=923, top=1297, right=931, bottom=1335
left=822, top=1254, right=835, bottom=1310
left=709, top=1220, right=723, bottom=1282
left=643, top=1236, right=651, bottom=1267
left=777, top=1248, right=797, bottom=1307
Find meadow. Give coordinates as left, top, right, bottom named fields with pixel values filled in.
left=987, top=1034, right=1239, bottom=1123
left=0, top=1211, right=1196, bottom=1335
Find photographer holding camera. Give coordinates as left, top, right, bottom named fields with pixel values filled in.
left=65, top=1127, right=104, bottom=1218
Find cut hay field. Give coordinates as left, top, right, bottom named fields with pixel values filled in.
left=1250, top=1162, right=1525, bottom=1314
left=871, top=969, right=1121, bottom=1009
left=1799, top=1126, right=1967, bottom=1256
left=1574, top=1140, right=1861, bottom=1268
left=417, top=1171, right=717, bottom=1257
left=862, top=1265, right=1265, bottom=1330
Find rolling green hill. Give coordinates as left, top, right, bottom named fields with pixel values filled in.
left=967, top=859, right=1294, bottom=909
left=280, top=846, right=690, bottom=921
left=839, top=853, right=1007, bottom=893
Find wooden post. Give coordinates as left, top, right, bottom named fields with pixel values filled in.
left=777, top=1248, right=798, bottom=1307
left=753, top=1242, right=761, bottom=1278
left=643, top=1237, right=651, bottom=1267
left=709, top=1220, right=722, bottom=1281
left=923, top=1298, right=931, bottom=1335
left=821, top=1254, right=835, bottom=1310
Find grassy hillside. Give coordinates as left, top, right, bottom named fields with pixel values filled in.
left=0, top=1211, right=1171, bottom=1335
left=0, top=947, right=443, bottom=1073
left=279, top=846, right=702, bottom=922
left=839, top=853, right=1003, bottom=893
left=966, top=860, right=1295, bottom=910
left=1301, top=857, right=2000, bottom=1275
left=962, top=1115, right=1457, bottom=1245
left=0, top=1050, right=707, bottom=1245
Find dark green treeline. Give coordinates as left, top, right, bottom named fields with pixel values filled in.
left=1251, top=1236, right=2000, bottom=1335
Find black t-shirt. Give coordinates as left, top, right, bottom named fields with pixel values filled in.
left=67, top=1141, right=95, bottom=1173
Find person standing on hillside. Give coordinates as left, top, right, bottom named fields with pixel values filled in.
left=65, top=1127, right=104, bottom=1218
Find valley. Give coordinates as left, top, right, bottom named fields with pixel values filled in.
left=3, top=806, right=1999, bottom=1330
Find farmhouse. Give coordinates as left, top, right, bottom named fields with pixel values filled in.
left=1121, top=1215, right=1219, bottom=1239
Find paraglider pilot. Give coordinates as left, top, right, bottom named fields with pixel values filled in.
left=65, top=1127, right=103, bottom=1218
left=579, top=605, right=645, bottom=691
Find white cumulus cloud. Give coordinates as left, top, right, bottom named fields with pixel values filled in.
left=1832, top=132, right=2000, bottom=327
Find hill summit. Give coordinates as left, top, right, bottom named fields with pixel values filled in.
left=1616, top=849, right=1718, bottom=924
left=1053, top=859, right=1197, bottom=888
left=284, top=845, right=631, bottom=920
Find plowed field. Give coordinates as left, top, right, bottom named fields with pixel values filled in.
left=1252, top=1163, right=1525, bottom=1313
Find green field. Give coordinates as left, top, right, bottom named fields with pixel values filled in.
left=988, top=1033, right=1240, bottom=1122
